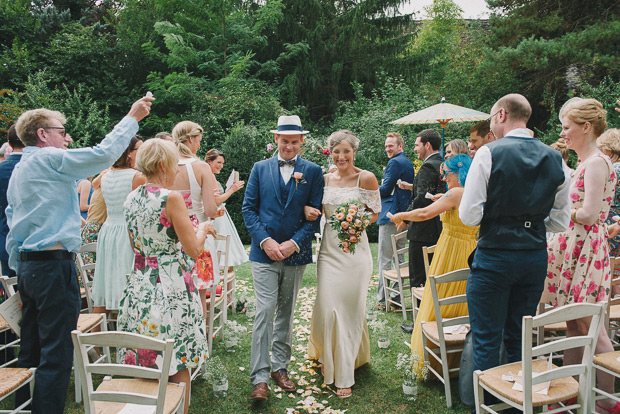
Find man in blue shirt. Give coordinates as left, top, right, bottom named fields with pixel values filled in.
left=8, top=96, right=153, bottom=413
left=376, top=132, right=414, bottom=309
left=0, top=125, right=24, bottom=277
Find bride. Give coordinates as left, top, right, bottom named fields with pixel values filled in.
left=306, top=130, right=381, bottom=398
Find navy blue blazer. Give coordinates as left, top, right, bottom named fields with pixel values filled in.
left=377, top=152, right=415, bottom=225
left=0, top=153, right=22, bottom=261
left=242, top=156, right=324, bottom=266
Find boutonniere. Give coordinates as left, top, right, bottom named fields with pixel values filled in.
left=292, top=172, right=307, bottom=189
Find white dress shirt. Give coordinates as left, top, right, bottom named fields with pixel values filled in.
left=278, top=154, right=298, bottom=185
left=459, top=128, right=571, bottom=232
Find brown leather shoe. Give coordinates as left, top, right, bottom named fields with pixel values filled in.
left=250, top=382, right=268, bottom=400
left=271, top=369, right=296, bottom=392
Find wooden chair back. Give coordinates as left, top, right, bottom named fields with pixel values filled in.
left=428, top=268, right=470, bottom=345
left=71, top=330, right=182, bottom=414
left=422, top=244, right=436, bottom=276
left=77, top=242, right=97, bottom=313
left=523, top=303, right=604, bottom=410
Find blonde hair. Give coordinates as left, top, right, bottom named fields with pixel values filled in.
left=563, top=98, right=607, bottom=137
left=327, top=130, right=359, bottom=152
left=15, top=108, right=67, bottom=147
left=447, top=139, right=468, bottom=156
left=135, top=138, right=178, bottom=177
left=172, top=121, right=203, bottom=158
left=386, top=132, right=404, bottom=146
left=550, top=138, right=570, bottom=162
left=597, top=128, right=620, bottom=163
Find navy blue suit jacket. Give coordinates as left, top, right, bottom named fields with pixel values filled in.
left=377, top=152, right=415, bottom=225
left=242, top=156, right=324, bottom=266
left=0, top=153, right=22, bottom=261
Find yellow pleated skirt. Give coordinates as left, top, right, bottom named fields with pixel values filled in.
left=410, top=208, right=478, bottom=363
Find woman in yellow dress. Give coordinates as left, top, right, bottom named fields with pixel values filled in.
left=391, top=153, right=478, bottom=359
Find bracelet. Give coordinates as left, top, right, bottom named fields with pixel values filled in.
left=571, top=209, right=579, bottom=224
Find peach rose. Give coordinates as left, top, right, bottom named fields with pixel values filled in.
left=293, top=172, right=303, bottom=180
left=336, top=212, right=345, bottom=220
left=348, top=228, right=356, bottom=235
left=349, top=236, right=358, bottom=243
left=346, top=214, right=353, bottom=222
left=341, top=221, right=349, bottom=229
left=343, top=247, right=351, bottom=253
left=341, top=241, right=350, bottom=248
left=349, top=204, right=358, bottom=211
left=348, top=209, right=356, bottom=216
left=354, top=219, right=362, bottom=227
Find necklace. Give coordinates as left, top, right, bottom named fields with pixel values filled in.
left=145, top=182, right=164, bottom=187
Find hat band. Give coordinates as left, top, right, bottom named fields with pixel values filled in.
left=278, top=124, right=303, bottom=132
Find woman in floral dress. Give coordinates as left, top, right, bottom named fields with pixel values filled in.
left=544, top=99, right=617, bottom=413
left=117, top=139, right=214, bottom=414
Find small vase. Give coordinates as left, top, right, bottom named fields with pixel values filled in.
left=377, top=337, right=390, bottom=349
left=213, top=377, right=229, bottom=399
left=402, top=380, right=418, bottom=400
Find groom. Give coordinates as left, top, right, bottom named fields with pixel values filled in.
left=242, top=115, right=324, bottom=401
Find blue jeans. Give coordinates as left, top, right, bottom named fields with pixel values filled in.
left=466, top=247, right=547, bottom=372
left=15, top=258, right=81, bottom=414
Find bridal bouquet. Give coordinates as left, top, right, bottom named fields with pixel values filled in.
left=329, top=201, right=372, bottom=254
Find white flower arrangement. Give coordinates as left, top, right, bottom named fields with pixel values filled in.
left=203, top=356, right=227, bottom=381
left=224, top=320, right=248, bottom=343
left=395, top=352, right=428, bottom=383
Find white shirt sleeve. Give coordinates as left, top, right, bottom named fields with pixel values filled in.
left=459, top=146, right=492, bottom=226
left=544, top=163, right=571, bottom=232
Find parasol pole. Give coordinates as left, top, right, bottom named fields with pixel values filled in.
left=437, top=119, right=451, bottom=160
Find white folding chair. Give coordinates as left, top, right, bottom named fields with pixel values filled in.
left=71, top=330, right=185, bottom=414
left=0, top=367, right=35, bottom=414
left=411, top=244, right=435, bottom=323
left=76, top=242, right=97, bottom=313
left=383, top=231, right=411, bottom=320
left=216, top=234, right=236, bottom=315
left=474, top=302, right=605, bottom=414
left=421, top=268, right=470, bottom=408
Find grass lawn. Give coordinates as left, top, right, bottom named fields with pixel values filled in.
left=4, top=243, right=473, bottom=414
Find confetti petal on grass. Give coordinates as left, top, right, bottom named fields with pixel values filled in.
left=238, top=367, right=245, bottom=371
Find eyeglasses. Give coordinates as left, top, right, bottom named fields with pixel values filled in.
left=442, top=169, right=455, bottom=179
left=487, top=109, right=509, bottom=123
left=43, top=126, right=66, bottom=137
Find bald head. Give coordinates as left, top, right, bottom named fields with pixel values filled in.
left=495, top=94, right=532, bottom=123
left=490, top=93, right=532, bottom=139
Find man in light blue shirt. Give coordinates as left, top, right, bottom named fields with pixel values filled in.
left=7, top=96, right=153, bottom=413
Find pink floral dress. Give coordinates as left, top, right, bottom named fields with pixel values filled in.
left=117, top=185, right=208, bottom=374
left=545, top=154, right=617, bottom=307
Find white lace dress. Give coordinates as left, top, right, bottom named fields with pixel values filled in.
left=308, top=175, right=381, bottom=388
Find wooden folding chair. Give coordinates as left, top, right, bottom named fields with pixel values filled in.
left=72, top=330, right=185, bottom=414
left=383, top=231, right=411, bottom=320
left=421, top=268, right=470, bottom=408
left=474, top=302, right=604, bottom=414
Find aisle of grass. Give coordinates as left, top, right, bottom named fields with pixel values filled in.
left=4, top=243, right=472, bottom=413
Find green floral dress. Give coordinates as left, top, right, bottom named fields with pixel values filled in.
left=117, top=185, right=208, bottom=374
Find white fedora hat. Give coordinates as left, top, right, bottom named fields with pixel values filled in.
left=270, top=115, right=309, bottom=135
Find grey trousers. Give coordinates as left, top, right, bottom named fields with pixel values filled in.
left=250, top=261, right=305, bottom=385
left=376, top=222, right=405, bottom=303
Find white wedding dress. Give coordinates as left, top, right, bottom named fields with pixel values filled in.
left=308, top=173, right=381, bottom=388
